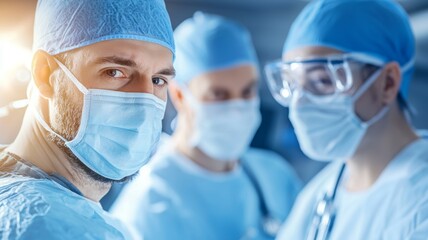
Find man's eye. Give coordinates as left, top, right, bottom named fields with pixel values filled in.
left=105, top=69, right=126, bottom=78
left=242, top=86, right=256, bottom=99
left=153, top=77, right=167, bottom=86
left=306, top=77, right=335, bottom=95
left=212, top=90, right=228, bottom=100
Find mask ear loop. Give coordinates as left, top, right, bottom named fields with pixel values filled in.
left=351, top=67, right=389, bottom=127
left=27, top=81, right=68, bottom=143
left=351, top=67, right=383, bottom=101
left=53, top=58, right=89, bottom=95
left=28, top=58, right=86, bottom=144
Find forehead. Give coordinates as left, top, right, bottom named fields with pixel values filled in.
left=189, top=64, right=258, bottom=91
left=65, top=39, right=173, bottom=68
left=283, top=46, right=344, bottom=61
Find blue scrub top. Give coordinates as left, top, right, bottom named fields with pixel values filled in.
left=277, top=139, right=428, bottom=240
left=111, top=138, right=302, bottom=240
left=0, top=150, right=131, bottom=240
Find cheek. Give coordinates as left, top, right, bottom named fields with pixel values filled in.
left=353, top=86, right=381, bottom=122
left=51, top=78, right=84, bottom=139
left=153, top=87, right=168, bottom=101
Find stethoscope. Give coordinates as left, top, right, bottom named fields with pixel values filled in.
left=240, top=159, right=282, bottom=237
left=306, top=163, right=346, bottom=240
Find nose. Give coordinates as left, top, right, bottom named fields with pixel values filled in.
left=122, top=74, right=154, bottom=94
left=229, top=95, right=245, bottom=101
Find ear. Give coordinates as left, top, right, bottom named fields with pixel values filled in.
left=168, top=80, right=186, bottom=111
left=32, top=50, right=58, bottom=99
left=380, top=62, right=401, bottom=105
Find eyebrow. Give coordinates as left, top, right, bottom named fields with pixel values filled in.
left=156, top=67, right=176, bottom=77
left=95, top=56, right=137, bottom=67
left=306, top=65, right=327, bottom=73
left=94, top=56, right=176, bottom=77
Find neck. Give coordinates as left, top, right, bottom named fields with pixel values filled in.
left=6, top=109, right=110, bottom=202
left=172, top=120, right=238, bottom=173
left=346, top=107, right=419, bottom=192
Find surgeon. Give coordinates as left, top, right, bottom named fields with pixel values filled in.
left=263, top=0, right=428, bottom=239
left=0, top=0, right=174, bottom=239
left=111, top=12, right=302, bottom=240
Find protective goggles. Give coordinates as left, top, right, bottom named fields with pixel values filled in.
left=264, top=53, right=384, bottom=106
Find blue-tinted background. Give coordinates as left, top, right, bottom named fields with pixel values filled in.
left=0, top=0, right=427, bottom=210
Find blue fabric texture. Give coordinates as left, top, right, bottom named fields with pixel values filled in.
left=0, top=155, right=131, bottom=240
left=110, top=135, right=302, bottom=240
left=173, top=12, right=258, bottom=85
left=283, top=0, right=415, bottom=99
left=33, top=0, right=175, bottom=56
left=277, top=139, right=428, bottom=240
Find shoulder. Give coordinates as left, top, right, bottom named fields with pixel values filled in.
left=411, top=200, right=428, bottom=235
left=241, top=148, right=304, bottom=220
left=242, top=148, right=302, bottom=185
left=242, top=148, right=294, bottom=172
left=289, top=161, right=340, bottom=209
left=389, top=139, right=428, bottom=192
left=111, top=158, right=182, bottom=220
left=381, top=140, right=428, bottom=221
left=277, top=162, right=341, bottom=240
left=243, top=147, right=285, bottom=161
left=0, top=178, right=125, bottom=239
left=111, top=165, right=187, bottom=239
left=116, top=136, right=193, bottom=207
left=383, top=191, right=428, bottom=239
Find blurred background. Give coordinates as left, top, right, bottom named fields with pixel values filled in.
left=0, top=0, right=427, bottom=208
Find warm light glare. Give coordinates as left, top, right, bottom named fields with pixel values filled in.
left=0, top=38, right=32, bottom=83
left=10, top=99, right=29, bottom=109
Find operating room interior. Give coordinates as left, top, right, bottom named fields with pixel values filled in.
left=0, top=0, right=428, bottom=212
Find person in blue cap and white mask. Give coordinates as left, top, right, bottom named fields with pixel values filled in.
left=0, top=0, right=175, bottom=239
left=111, top=12, right=302, bottom=240
left=263, top=0, right=428, bottom=239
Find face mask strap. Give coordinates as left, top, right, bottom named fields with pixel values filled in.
left=54, top=58, right=89, bottom=95
left=349, top=67, right=390, bottom=127
left=358, top=57, right=414, bottom=127
left=28, top=66, right=70, bottom=143
left=363, top=106, right=389, bottom=127
left=351, top=67, right=383, bottom=102
left=30, top=103, right=68, bottom=143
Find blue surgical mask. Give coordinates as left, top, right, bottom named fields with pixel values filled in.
left=290, top=68, right=389, bottom=161
left=187, top=94, right=261, bottom=161
left=33, top=58, right=166, bottom=180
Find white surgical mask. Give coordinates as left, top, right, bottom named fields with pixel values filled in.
left=32, top=59, right=166, bottom=180
left=290, top=67, right=389, bottom=161
left=187, top=95, right=261, bottom=161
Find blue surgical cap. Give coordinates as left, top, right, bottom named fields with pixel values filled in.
left=174, top=12, right=258, bottom=85
left=33, top=0, right=175, bottom=56
left=284, top=0, right=415, bottom=99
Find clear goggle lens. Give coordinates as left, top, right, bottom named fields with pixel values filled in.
left=264, top=54, right=383, bottom=106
